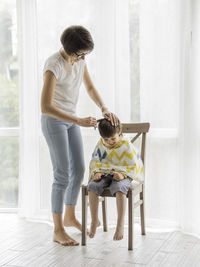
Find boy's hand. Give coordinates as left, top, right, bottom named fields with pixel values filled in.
left=92, top=172, right=103, bottom=181
left=112, top=172, right=125, bottom=181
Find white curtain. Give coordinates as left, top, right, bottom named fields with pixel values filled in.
left=18, top=0, right=131, bottom=222
left=140, top=0, right=200, bottom=237
left=17, top=0, right=200, bottom=237
left=179, top=0, right=200, bottom=236
left=140, top=0, right=181, bottom=228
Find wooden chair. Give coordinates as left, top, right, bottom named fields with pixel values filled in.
left=81, top=122, right=150, bottom=250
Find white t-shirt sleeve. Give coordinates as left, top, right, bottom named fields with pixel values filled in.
left=43, top=59, right=61, bottom=80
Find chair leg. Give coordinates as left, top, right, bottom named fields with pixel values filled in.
left=140, top=185, right=146, bottom=235
left=82, top=186, right=88, bottom=246
left=102, top=197, right=108, bottom=232
left=128, top=190, right=134, bottom=250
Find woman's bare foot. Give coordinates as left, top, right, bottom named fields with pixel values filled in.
left=63, top=217, right=82, bottom=231
left=113, top=224, right=124, bottom=240
left=63, top=217, right=90, bottom=235
left=89, top=220, right=101, bottom=238
left=53, top=228, right=79, bottom=246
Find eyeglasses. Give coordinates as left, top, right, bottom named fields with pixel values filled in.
left=74, top=51, right=90, bottom=59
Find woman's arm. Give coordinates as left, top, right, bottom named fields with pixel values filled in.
left=83, top=64, right=120, bottom=126
left=83, top=64, right=107, bottom=112
left=41, top=70, right=97, bottom=127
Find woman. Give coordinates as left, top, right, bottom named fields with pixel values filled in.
left=41, top=25, right=120, bottom=246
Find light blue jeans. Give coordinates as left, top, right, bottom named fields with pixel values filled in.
left=41, top=113, right=85, bottom=214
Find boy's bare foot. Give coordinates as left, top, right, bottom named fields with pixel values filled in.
left=89, top=220, right=101, bottom=238
left=53, top=228, right=79, bottom=246
left=63, top=217, right=90, bottom=235
left=113, top=224, right=124, bottom=240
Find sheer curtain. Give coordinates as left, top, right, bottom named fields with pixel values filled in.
left=18, top=0, right=131, bottom=222
left=17, top=0, right=200, bottom=237
left=140, top=0, right=200, bottom=237
left=179, top=0, right=200, bottom=237
left=140, top=0, right=181, bottom=229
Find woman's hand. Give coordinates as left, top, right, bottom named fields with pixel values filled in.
left=92, top=172, right=103, bottom=181
left=77, top=117, right=97, bottom=128
left=101, top=107, right=120, bottom=126
left=112, top=172, right=125, bottom=181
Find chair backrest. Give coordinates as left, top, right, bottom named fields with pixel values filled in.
left=121, top=123, right=150, bottom=177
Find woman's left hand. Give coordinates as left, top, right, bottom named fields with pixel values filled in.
left=102, top=107, right=120, bottom=126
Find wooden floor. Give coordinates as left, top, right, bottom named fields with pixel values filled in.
left=0, top=214, right=200, bottom=267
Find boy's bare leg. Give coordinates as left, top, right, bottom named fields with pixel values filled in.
left=53, top=213, right=79, bottom=246
left=88, top=190, right=101, bottom=238
left=113, top=191, right=126, bottom=240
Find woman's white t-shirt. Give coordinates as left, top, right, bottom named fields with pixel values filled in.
left=43, top=51, right=85, bottom=116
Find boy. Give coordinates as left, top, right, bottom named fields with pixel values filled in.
left=87, top=118, right=144, bottom=240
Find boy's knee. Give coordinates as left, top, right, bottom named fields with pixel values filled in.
left=87, top=182, right=96, bottom=191
left=87, top=182, right=102, bottom=195
left=110, top=183, right=129, bottom=196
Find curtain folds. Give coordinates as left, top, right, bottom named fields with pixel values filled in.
left=17, top=0, right=200, bottom=237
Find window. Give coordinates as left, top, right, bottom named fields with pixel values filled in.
left=0, top=0, right=19, bottom=209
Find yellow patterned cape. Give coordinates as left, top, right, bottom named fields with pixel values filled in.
left=89, top=136, right=144, bottom=183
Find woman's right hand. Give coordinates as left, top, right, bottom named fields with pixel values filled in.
left=77, top=117, right=97, bottom=128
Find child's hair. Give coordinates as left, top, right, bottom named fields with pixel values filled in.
left=60, top=25, right=94, bottom=55
left=97, top=118, right=122, bottom=138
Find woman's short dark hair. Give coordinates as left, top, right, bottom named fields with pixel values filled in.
left=97, top=118, right=122, bottom=138
left=60, top=25, right=94, bottom=55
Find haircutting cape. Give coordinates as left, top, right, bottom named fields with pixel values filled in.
left=89, top=136, right=144, bottom=183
